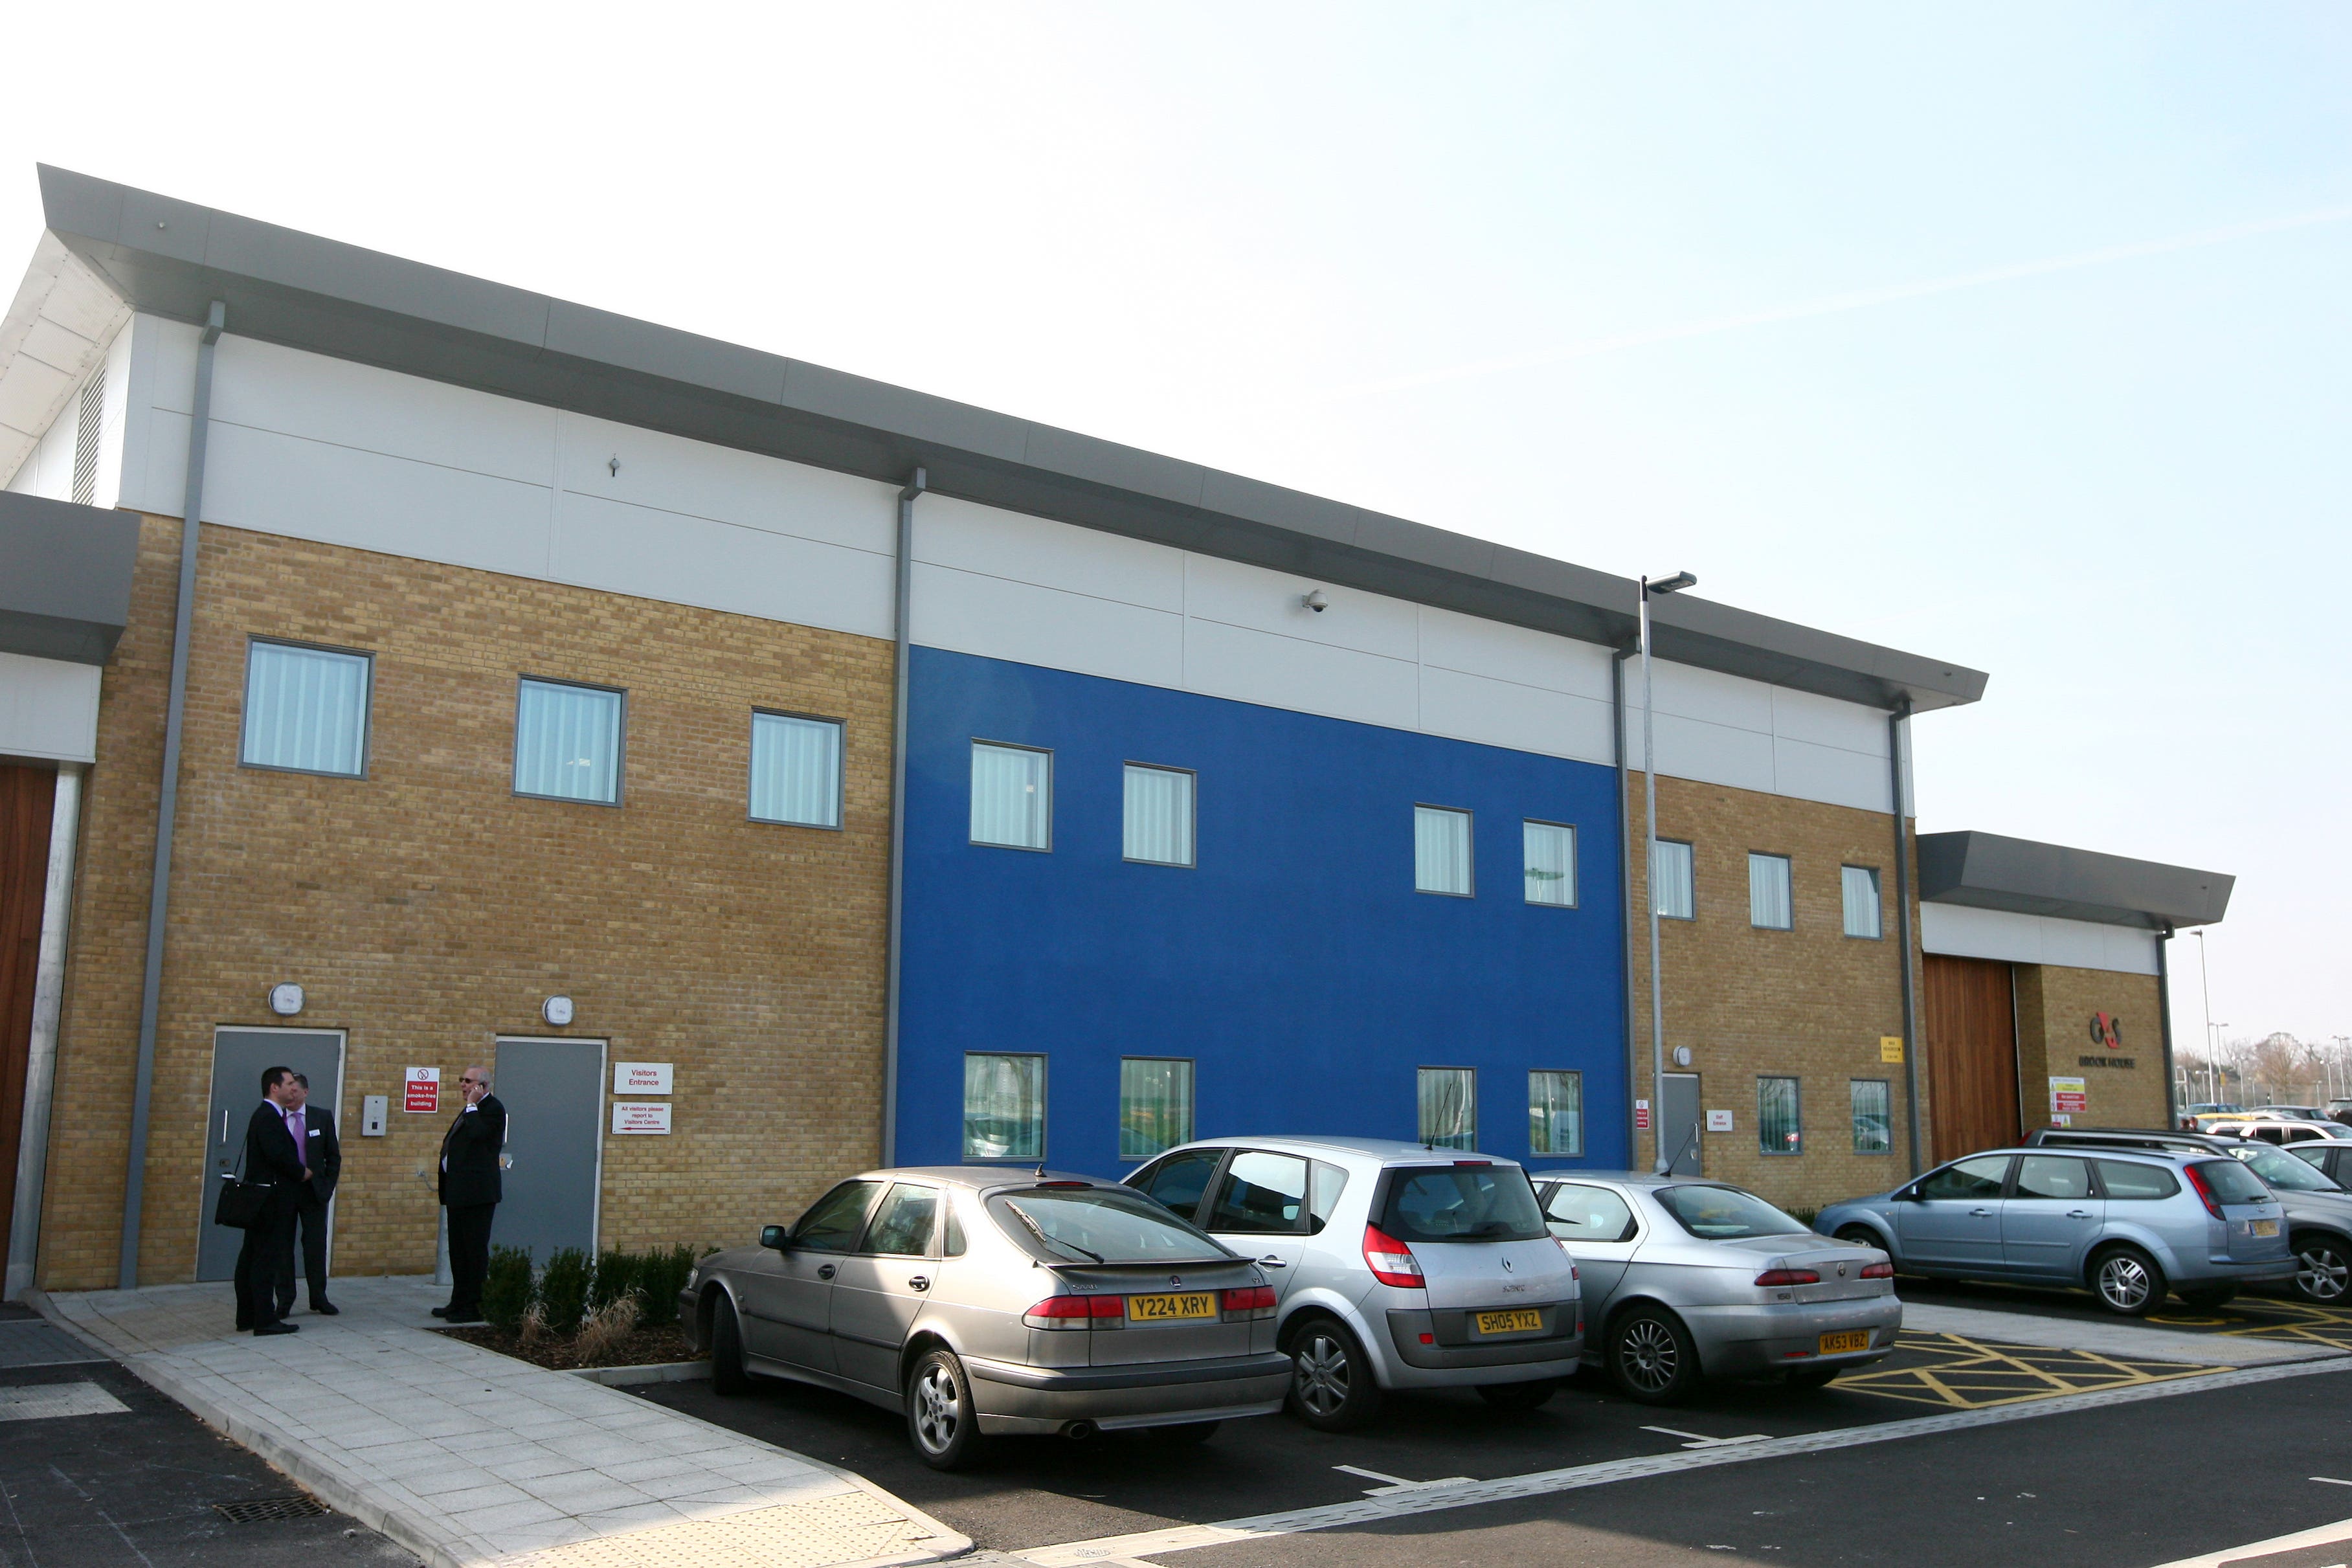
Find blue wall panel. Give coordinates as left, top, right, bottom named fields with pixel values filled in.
left=897, top=647, right=1629, bottom=1176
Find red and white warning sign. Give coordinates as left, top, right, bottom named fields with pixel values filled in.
left=404, top=1066, right=440, bottom=1114
left=1634, top=1099, right=1652, bottom=1131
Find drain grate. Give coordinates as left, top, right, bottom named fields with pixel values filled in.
left=213, top=1495, right=329, bottom=1524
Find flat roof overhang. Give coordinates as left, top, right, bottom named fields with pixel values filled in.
left=0, top=490, right=139, bottom=664
left=1918, top=830, right=2233, bottom=930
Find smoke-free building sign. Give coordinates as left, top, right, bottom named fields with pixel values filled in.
left=404, top=1066, right=440, bottom=1113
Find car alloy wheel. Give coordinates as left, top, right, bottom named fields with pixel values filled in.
left=1284, top=1320, right=1382, bottom=1431
left=2092, top=1248, right=2162, bottom=1316
left=2296, top=1238, right=2351, bottom=1303
left=1617, top=1316, right=1681, bottom=1395
left=905, top=1349, right=983, bottom=1470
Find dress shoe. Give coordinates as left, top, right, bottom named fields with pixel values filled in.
left=430, top=1305, right=452, bottom=1318
left=440, top=1311, right=484, bottom=1325
left=234, top=1319, right=253, bottom=1332
left=252, top=1321, right=299, bottom=1336
left=310, top=1301, right=339, bottom=1316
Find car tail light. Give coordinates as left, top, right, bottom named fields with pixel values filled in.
left=1754, top=1269, right=1821, bottom=1287
left=1363, top=1224, right=1426, bottom=1288
left=2184, top=1163, right=2226, bottom=1220
left=1860, top=1261, right=1895, bottom=1279
left=1221, top=1286, right=1277, bottom=1321
left=1023, top=1295, right=1125, bottom=1330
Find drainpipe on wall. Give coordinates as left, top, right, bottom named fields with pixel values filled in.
left=120, top=300, right=225, bottom=1290
left=1888, top=702, right=1923, bottom=1178
left=2155, top=924, right=2179, bottom=1130
left=1611, top=645, right=1637, bottom=1167
left=880, top=465, right=927, bottom=1169
left=6, top=764, right=85, bottom=1301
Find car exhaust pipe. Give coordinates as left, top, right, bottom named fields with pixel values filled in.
left=1060, top=1420, right=1098, bottom=1440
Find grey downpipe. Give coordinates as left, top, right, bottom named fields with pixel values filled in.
left=1888, top=703, right=1923, bottom=1177
left=120, top=300, right=225, bottom=1289
left=6, top=764, right=84, bottom=1300
left=880, top=465, right=927, bottom=1169
left=1611, top=645, right=1637, bottom=1167
left=2155, top=924, right=2178, bottom=1128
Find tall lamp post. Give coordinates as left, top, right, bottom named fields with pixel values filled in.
left=1641, top=570, right=1697, bottom=1173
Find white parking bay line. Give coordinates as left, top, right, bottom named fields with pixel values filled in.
left=1332, top=1465, right=1473, bottom=1496
left=1639, top=1425, right=1770, bottom=1449
left=2314, top=1477, right=2352, bottom=1487
left=1011, top=1358, right=2352, bottom=1567
left=2141, top=1515, right=2352, bottom=1568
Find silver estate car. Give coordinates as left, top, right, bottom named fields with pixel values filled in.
left=680, top=1169, right=1290, bottom=1468
left=1530, top=1172, right=1901, bottom=1402
left=1125, top=1138, right=1582, bottom=1429
left=1817, top=1145, right=2296, bottom=1316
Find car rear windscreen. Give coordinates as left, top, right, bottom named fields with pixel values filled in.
left=2191, top=1159, right=2273, bottom=1205
left=1652, top=1184, right=1809, bottom=1240
left=989, top=1189, right=1230, bottom=1264
left=1379, top=1166, right=1547, bottom=1243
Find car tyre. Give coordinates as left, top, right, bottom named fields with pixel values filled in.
left=1475, top=1378, right=1559, bottom=1412
left=1785, top=1367, right=1841, bottom=1390
left=1284, top=1318, right=1385, bottom=1431
left=1145, top=1421, right=1221, bottom=1445
left=1835, top=1225, right=1883, bottom=1251
left=2088, top=1244, right=2166, bottom=1317
left=2292, top=1235, right=2351, bottom=1305
left=1609, top=1306, right=1699, bottom=1404
left=709, top=1293, right=752, bottom=1396
left=2176, top=1284, right=2238, bottom=1311
left=906, top=1348, right=986, bottom=1471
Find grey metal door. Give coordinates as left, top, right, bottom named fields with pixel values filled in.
left=491, top=1037, right=605, bottom=1262
left=1661, top=1073, right=1703, bottom=1175
left=199, top=1029, right=344, bottom=1282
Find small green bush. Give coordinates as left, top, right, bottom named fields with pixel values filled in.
left=589, top=1249, right=641, bottom=1314
left=538, top=1248, right=592, bottom=1336
left=637, top=1244, right=701, bottom=1328
left=482, top=1246, right=535, bottom=1332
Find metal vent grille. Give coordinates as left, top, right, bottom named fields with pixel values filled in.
left=70, top=366, right=106, bottom=506
left=212, top=1495, right=328, bottom=1524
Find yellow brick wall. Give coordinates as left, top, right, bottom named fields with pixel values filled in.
left=41, top=518, right=894, bottom=1288
left=2014, top=965, right=2168, bottom=1131
left=1623, top=771, right=1923, bottom=1211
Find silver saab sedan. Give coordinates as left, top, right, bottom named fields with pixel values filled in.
left=1529, top=1171, right=1900, bottom=1403
left=679, top=1168, right=1290, bottom=1468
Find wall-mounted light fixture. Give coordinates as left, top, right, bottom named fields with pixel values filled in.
left=543, top=995, right=575, bottom=1027
left=269, top=983, right=305, bottom=1017
left=607, top=455, right=621, bottom=477
left=1672, top=1046, right=1693, bottom=1068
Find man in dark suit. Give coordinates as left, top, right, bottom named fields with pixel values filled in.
left=234, top=1066, right=308, bottom=1336
left=274, top=1073, right=342, bottom=1319
left=435, top=1065, right=505, bottom=1325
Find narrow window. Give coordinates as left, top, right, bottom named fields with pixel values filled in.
left=241, top=640, right=372, bottom=778
left=749, top=712, right=844, bottom=828
left=970, top=742, right=1051, bottom=850
left=71, top=366, right=105, bottom=508
left=1850, top=1080, right=1892, bottom=1154
left=962, top=1053, right=1045, bottom=1161
left=1123, top=764, right=1196, bottom=867
left=514, top=678, right=624, bottom=804
left=1415, top=805, right=1473, bottom=897
left=1758, top=1076, right=1802, bottom=1156
left=1529, top=1070, right=1584, bottom=1156
left=1119, top=1058, right=1194, bottom=1161
left=1523, top=821, right=1576, bottom=907
left=1418, top=1066, right=1477, bottom=1150
left=1652, top=839, right=1695, bottom=920
left=1842, top=865, right=1884, bottom=939
left=1749, top=852, right=1793, bottom=930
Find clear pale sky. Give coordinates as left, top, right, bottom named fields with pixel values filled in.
left=6, top=5, right=2344, bottom=1052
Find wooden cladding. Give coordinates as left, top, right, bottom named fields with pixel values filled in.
left=0, top=764, right=57, bottom=1269
left=1923, top=953, right=2020, bottom=1165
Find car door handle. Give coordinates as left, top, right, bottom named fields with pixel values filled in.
left=2067, top=1210, right=2092, bottom=1219
left=1257, top=1255, right=1290, bottom=1268
left=816, top=1264, right=836, bottom=1281
left=1969, top=1207, right=1994, bottom=1216
left=908, top=1276, right=930, bottom=1292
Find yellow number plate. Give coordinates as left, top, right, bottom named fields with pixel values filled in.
left=1819, top=1330, right=1872, bottom=1354
left=2252, top=1220, right=2279, bottom=1238
left=1475, top=1309, right=1546, bottom=1336
left=1127, top=1292, right=1218, bottom=1322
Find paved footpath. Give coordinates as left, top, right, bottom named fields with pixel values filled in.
left=31, top=1275, right=967, bottom=1568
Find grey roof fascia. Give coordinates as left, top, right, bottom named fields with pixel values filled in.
left=1917, top=830, right=2234, bottom=930
left=0, top=491, right=139, bottom=663
left=32, top=164, right=1989, bottom=713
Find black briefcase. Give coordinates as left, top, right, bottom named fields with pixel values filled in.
left=212, top=1147, right=273, bottom=1230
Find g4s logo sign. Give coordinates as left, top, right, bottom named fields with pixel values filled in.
left=2088, top=1012, right=2124, bottom=1050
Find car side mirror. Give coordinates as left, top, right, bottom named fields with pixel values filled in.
left=761, top=1224, right=790, bottom=1251
left=1894, top=1186, right=1920, bottom=1202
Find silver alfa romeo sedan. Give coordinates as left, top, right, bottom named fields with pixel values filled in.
left=1529, top=1171, right=1901, bottom=1404
left=680, top=1169, right=1290, bottom=1468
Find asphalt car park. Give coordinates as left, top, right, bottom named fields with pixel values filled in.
left=1894, top=1271, right=2352, bottom=1352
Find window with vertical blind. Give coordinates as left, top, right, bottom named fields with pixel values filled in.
left=1758, top=1076, right=1803, bottom=1156
left=513, top=678, right=625, bottom=804
left=748, top=712, right=843, bottom=828
left=1415, top=805, right=1473, bottom=897
left=1529, top=1071, right=1583, bottom=1156
left=1523, top=821, right=1576, bottom=907
left=1749, top=852, right=1793, bottom=929
left=970, top=741, right=1051, bottom=850
left=1119, top=1058, right=1194, bottom=1160
left=1851, top=1080, right=1892, bottom=1154
left=1652, top=839, right=1694, bottom=919
left=1418, top=1067, right=1477, bottom=1150
left=1123, top=764, right=1195, bottom=867
left=241, top=640, right=372, bottom=778
left=963, top=1053, right=1045, bottom=1161
left=1842, top=866, right=1883, bottom=939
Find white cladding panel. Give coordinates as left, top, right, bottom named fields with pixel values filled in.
left=0, top=654, right=103, bottom=763
left=1183, top=616, right=1422, bottom=733
left=913, top=561, right=1185, bottom=690
left=1185, top=552, right=1420, bottom=661
left=1919, top=902, right=2160, bottom=977
left=1418, top=665, right=1616, bottom=764
left=1417, top=604, right=1613, bottom=699
left=915, top=493, right=1183, bottom=610
left=555, top=491, right=894, bottom=640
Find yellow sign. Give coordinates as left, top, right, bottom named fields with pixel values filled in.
left=1880, top=1036, right=1905, bottom=1063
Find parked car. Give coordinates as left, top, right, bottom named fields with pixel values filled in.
left=2292, top=1142, right=2352, bottom=1183
left=2204, top=1116, right=2352, bottom=1147
left=1124, top=1137, right=1582, bottom=1429
left=1527, top=1171, right=1899, bottom=1403
left=1817, top=1145, right=2294, bottom=1316
left=2027, top=1126, right=2352, bottom=1306
left=681, top=1168, right=1290, bottom=1468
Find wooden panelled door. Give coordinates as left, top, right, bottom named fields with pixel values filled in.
left=0, top=764, right=58, bottom=1271
left=1923, top=954, right=2021, bottom=1165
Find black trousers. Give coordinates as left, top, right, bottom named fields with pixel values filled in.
left=233, top=1205, right=295, bottom=1330
left=275, top=1195, right=330, bottom=1314
left=445, top=1202, right=497, bottom=1314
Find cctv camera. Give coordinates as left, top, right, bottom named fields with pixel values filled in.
left=1302, top=590, right=1328, bottom=613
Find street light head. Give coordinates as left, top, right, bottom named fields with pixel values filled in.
left=1646, top=571, right=1697, bottom=596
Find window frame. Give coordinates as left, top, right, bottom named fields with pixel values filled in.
left=1747, top=851, right=1794, bottom=931
left=1414, top=803, right=1475, bottom=899
left=1841, top=864, right=1885, bottom=941
left=238, top=636, right=375, bottom=780
left=1117, top=1055, right=1196, bottom=1162
left=746, top=708, right=847, bottom=831
left=511, top=674, right=628, bottom=807
left=1417, top=1064, right=1478, bottom=1150
left=969, top=738, right=1055, bottom=853
left=1850, top=1078, right=1892, bottom=1156
left=961, top=1050, right=1047, bottom=1164
left=1652, top=838, right=1696, bottom=921
left=1528, top=1069, right=1584, bottom=1158
left=1757, top=1074, right=1804, bottom=1157
left=1121, top=761, right=1198, bottom=869
left=1521, top=818, right=1579, bottom=909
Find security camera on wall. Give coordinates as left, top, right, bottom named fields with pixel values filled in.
left=1301, top=589, right=1328, bottom=613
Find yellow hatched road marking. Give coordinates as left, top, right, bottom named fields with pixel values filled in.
left=1838, top=1332, right=2230, bottom=1410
